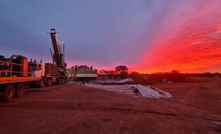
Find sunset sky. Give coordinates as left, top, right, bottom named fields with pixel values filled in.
left=1, top=0, right=221, bottom=73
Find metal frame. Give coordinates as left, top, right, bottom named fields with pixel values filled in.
left=0, top=60, right=43, bottom=84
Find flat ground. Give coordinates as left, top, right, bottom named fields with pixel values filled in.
left=0, top=78, right=221, bottom=134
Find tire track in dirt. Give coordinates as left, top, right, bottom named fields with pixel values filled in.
left=0, top=101, right=177, bottom=117
left=1, top=82, right=221, bottom=134
left=182, top=86, right=198, bottom=106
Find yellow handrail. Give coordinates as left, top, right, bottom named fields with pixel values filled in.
left=0, top=60, right=43, bottom=77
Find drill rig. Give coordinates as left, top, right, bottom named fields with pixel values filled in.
left=28, top=29, right=67, bottom=87
left=49, top=29, right=67, bottom=78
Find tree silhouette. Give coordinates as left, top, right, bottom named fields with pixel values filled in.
left=130, top=71, right=139, bottom=80
left=99, top=70, right=116, bottom=79
left=170, top=69, right=180, bottom=74
left=115, top=65, right=128, bottom=73
left=202, top=72, right=212, bottom=77
left=115, top=65, right=128, bottom=79
left=214, top=72, right=220, bottom=75
left=99, top=69, right=106, bottom=75
left=77, top=65, right=90, bottom=70
left=107, top=70, right=115, bottom=79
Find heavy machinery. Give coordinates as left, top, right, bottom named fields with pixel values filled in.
left=0, top=29, right=67, bottom=101
left=0, top=55, right=43, bottom=101
left=67, top=65, right=98, bottom=82
left=76, top=69, right=98, bottom=82
left=29, top=29, right=67, bottom=87
left=49, top=29, right=67, bottom=73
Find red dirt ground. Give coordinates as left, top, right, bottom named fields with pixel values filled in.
left=0, top=78, right=221, bottom=134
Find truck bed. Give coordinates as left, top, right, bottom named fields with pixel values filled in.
left=76, top=70, right=98, bottom=78
left=0, top=77, right=42, bottom=84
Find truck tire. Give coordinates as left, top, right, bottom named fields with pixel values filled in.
left=15, top=83, right=24, bottom=97
left=2, top=84, right=15, bottom=101
left=39, top=79, right=45, bottom=88
left=46, top=79, right=52, bottom=86
left=57, top=78, right=62, bottom=85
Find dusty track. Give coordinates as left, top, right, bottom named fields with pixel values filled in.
left=0, top=78, right=221, bottom=134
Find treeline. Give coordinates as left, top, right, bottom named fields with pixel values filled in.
left=133, top=71, right=221, bottom=84
left=129, top=69, right=186, bottom=85
left=99, top=66, right=221, bottom=85
left=99, top=65, right=129, bottom=79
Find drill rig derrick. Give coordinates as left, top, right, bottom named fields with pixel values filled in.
left=49, top=29, right=67, bottom=74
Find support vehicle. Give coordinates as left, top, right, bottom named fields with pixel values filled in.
left=67, top=65, right=98, bottom=82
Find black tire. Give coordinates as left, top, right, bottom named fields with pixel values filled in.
left=15, top=83, right=24, bottom=97
left=39, top=79, right=45, bottom=88
left=57, top=78, right=62, bottom=85
left=46, top=79, right=52, bottom=86
left=2, top=84, right=15, bottom=101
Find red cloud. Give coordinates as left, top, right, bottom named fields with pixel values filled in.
left=140, top=14, right=221, bottom=73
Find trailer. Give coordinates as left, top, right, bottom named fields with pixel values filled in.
left=76, top=70, right=98, bottom=82
left=0, top=55, right=42, bottom=101
left=67, top=65, right=98, bottom=82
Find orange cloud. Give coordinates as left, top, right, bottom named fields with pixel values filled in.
left=140, top=15, right=221, bottom=73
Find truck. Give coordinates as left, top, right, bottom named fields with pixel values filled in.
left=67, top=65, right=98, bottom=82
left=0, top=29, right=67, bottom=101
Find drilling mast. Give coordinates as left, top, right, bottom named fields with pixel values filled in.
left=49, top=29, right=66, bottom=70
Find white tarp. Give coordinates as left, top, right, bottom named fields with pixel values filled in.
left=85, top=84, right=172, bottom=98
left=96, top=78, right=133, bottom=84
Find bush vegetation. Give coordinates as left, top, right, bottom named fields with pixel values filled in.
left=99, top=66, right=219, bottom=85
